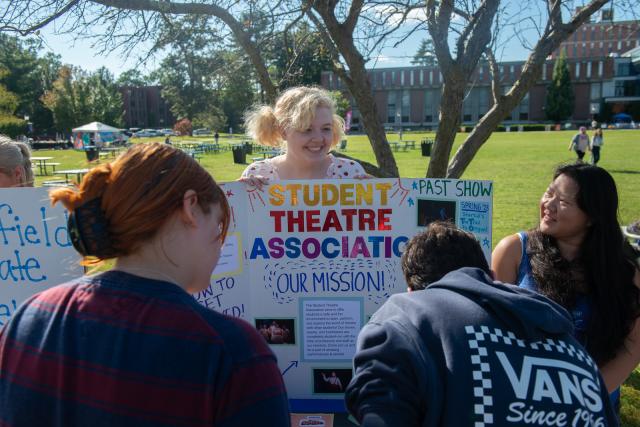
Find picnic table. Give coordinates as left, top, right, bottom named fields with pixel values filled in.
left=31, top=157, right=54, bottom=175
left=388, top=142, right=407, bottom=152
left=262, top=150, right=282, bottom=159
left=100, top=147, right=124, bottom=158
left=403, top=140, right=416, bottom=149
left=57, top=168, right=90, bottom=184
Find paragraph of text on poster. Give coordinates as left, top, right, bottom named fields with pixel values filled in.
left=302, top=299, right=362, bottom=361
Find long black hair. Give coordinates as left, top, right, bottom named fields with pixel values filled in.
left=528, top=163, right=639, bottom=365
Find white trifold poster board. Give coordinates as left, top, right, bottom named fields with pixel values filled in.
left=1, top=180, right=493, bottom=412
left=196, top=178, right=493, bottom=412
left=0, top=188, right=82, bottom=327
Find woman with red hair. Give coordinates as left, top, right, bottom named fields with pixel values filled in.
left=0, top=143, right=290, bottom=426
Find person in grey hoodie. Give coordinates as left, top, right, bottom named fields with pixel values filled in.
left=345, top=221, right=617, bottom=427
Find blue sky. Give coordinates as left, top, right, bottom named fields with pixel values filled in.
left=33, top=2, right=621, bottom=77
left=38, top=25, right=529, bottom=77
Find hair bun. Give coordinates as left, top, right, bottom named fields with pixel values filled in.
left=67, top=197, right=115, bottom=258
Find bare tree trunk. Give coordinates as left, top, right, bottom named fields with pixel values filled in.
left=446, top=103, right=507, bottom=178
left=427, top=76, right=465, bottom=177
left=93, top=0, right=278, bottom=103
left=445, top=0, right=609, bottom=178
left=340, top=52, right=399, bottom=177
left=311, top=0, right=399, bottom=177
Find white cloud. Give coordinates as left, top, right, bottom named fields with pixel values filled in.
left=373, top=54, right=393, bottom=62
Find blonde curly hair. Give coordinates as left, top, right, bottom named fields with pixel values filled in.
left=244, top=86, right=344, bottom=148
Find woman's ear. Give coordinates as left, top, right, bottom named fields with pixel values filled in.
left=12, top=165, right=24, bottom=184
left=180, top=189, right=199, bottom=227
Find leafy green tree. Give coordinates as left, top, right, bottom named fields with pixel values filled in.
left=545, top=51, right=575, bottom=123
left=0, top=35, right=60, bottom=134
left=42, top=66, right=123, bottom=132
left=271, top=22, right=334, bottom=89
left=329, top=91, right=350, bottom=119
left=0, top=66, right=26, bottom=137
left=0, top=67, right=19, bottom=115
left=411, top=39, right=438, bottom=67
left=117, top=69, right=151, bottom=87
left=151, top=15, right=222, bottom=121
left=219, top=51, right=254, bottom=131
left=151, top=15, right=254, bottom=130
left=193, top=108, right=227, bottom=132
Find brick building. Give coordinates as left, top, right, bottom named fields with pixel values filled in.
left=119, top=86, right=175, bottom=129
left=321, top=9, right=640, bottom=129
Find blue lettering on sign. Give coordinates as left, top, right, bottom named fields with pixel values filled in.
left=455, top=181, right=492, bottom=197
left=193, top=276, right=245, bottom=318
left=0, top=250, right=47, bottom=282
left=460, top=201, right=490, bottom=213
left=0, top=203, right=73, bottom=283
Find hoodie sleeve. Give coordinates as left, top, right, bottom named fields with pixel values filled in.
left=345, top=318, right=433, bottom=426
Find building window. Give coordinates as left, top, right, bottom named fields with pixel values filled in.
left=429, top=71, right=433, bottom=85
left=617, top=41, right=622, bottom=50
left=575, top=63, right=580, bottom=78
left=617, top=61, right=632, bottom=77
left=598, top=61, right=603, bottom=77
left=420, top=70, right=424, bottom=85
left=391, top=71, right=396, bottom=85
left=382, top=71, right=387, bottom=87
left=586, top=62, right=592, bottom=78
left=387, top=91, right=397, bottom=123
left=424, top=89, right=440, bottom=122
left=590, top=83, right=601, bottom=100
left=410, top=71, right=414, bottom=86
left=542, top=64, right=547, bottom=80
left=328, top=74, right=333, bottom=89
left=401, top=90, right=410, bottom=122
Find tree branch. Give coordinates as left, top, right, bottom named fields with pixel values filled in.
left=1, top=0, right=80, bottom=35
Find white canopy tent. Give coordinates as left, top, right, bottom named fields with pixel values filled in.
left=72, top=122, right=122, bottom=133
left=72, top=122, right=126, bottom=149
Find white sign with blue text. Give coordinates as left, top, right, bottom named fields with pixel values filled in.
left=0, top=188, right=82, bottom=327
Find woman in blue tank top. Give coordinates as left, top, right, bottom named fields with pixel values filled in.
left=492, top=163, right=640, bottom=414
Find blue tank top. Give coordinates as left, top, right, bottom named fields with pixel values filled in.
left=516, top=232, right=620, bottom=406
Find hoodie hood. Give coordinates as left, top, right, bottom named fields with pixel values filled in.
left=428, top=267, right=574, bottom=341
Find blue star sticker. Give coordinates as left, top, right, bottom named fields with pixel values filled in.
left=412, top=181, right=418, bottom=190
left=482, top=238, right=490, bottom=248
left=408, top=197, right=414, bottom=206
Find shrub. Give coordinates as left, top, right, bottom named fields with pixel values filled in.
left=0, top=115, right=26, bottom=138
left=173, top=118, right=192, bottom=136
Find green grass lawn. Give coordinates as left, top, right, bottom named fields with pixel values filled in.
left=32, top=130, right=640, bottom=425
left=34, top=130, right=639, bottom=244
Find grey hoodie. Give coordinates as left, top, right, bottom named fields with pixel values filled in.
left=345, top=267, right=617, bottom=426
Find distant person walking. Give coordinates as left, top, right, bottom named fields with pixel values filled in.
left=214, top=131, right=219, bottom=144
left=591, top=128, right=604, bottom=165
left=569, top=126, right=590, bottom=161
